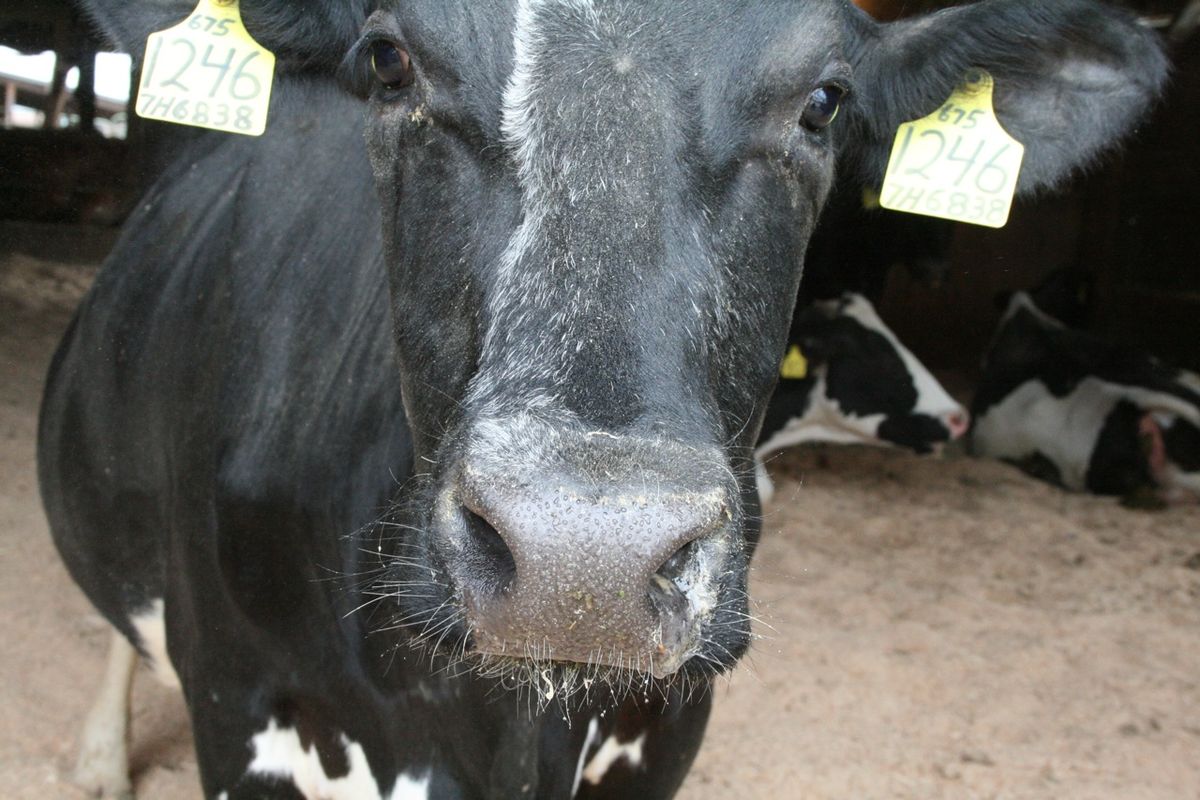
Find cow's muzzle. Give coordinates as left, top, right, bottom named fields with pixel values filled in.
left=433, top=430, right=736, bottom=678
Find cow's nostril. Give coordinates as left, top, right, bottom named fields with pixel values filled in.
left=650, top=539, right=701, bottom=656
left=461, top=509, right=516, bottom=596
left=656, top=538, right=701, bottom=585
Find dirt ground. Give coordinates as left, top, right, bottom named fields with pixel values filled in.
left=2, top=249, right=1199, bottom=799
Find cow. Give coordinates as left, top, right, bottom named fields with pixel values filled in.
left=39, top=1, right=1167, bottom=797
left=971, top=292, right=1200, bottom=506
left=756, top=292, right=968, bottom=503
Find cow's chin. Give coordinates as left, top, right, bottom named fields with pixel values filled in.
left=445, top=631, right=747, bottom=712
left=380, top=582, right=751, bottom=711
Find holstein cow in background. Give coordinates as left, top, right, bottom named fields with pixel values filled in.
left=757, top=293, right=968, bottom=503
left=972, top=293, right=1200, bottom=506
left=40, top=1, right=1166, bottom=797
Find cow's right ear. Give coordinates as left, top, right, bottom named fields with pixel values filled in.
left=844, top=0, right=1170, bottom=194
left=76, top=0, right=373, bottom=69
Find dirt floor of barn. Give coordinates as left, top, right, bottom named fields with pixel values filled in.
left=2, top=247, right=1199, bottom=800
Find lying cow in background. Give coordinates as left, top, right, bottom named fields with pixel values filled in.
left=972, top=293, right=1200, bottom=506
left=757, top=293, right=968, bottom=503
left=40, top=0, right=1167, bottom=797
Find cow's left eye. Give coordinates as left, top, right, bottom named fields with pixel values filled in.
left=800, top=85, right=845, bottom=131
left=371, top=40, right=414, bottom=89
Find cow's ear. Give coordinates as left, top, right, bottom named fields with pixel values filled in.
left=844, top=0, right=1169, bottom=194
left=76, top=0, right=373, bottom=68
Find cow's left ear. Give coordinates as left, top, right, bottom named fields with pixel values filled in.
left=844, top=0, right=1170, bottom=194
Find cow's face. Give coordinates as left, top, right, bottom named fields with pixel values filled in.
left=341, top=0, right=1167, bottom=693
left=348, top=0, right=851, bottom=687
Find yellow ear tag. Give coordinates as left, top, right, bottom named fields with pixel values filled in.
left=780, top=345, right=809, bottom=380
left=880, top=71, right=1024, bottom=229
left=135, top=0, right=275, bottom=136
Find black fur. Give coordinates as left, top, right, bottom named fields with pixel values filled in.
left=43, top=1, right=1169, bottom=797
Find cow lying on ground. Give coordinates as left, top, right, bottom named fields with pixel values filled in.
left=971, top=293, right=1200, bottom=506
left=757, top=293, right=967, bottom=503
left=40, top=1, right=1166, bottom=797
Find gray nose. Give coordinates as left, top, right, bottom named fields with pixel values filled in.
left=443, top=464, right=730, bottom=678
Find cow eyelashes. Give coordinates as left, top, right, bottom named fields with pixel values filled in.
left=800, top=84, right=846, bottom=132
left=370, top=40, right=414, bottom=89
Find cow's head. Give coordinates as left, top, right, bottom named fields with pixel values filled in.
left=333, top=0, right=1167, bottom=693
left=755, top=293, right=967, bottom=503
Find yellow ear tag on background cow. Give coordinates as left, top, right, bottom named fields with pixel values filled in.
left=780, top=345, right=809, bottom=380
left=880, top=71, right=1024, bottom=228
left=135, top=0, right=275, bottom=136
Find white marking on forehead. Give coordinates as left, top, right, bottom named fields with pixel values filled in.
left=497, top=0, right=600, bottom=282
left=470, top=0, right=726, bottom=419
left=838, top=293, right=964, bottom=419
left=130, top=598, right=180, bottom=689
left=246, top=719, right=430, bottom=800
left=472, top=0, right=605, bottom=412
left=581, top=731, right=647, bottom=785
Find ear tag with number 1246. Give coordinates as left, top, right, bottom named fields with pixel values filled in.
left=135, top=0, right=275, bottom=136
left=880, top=71, right=1024, bottom=228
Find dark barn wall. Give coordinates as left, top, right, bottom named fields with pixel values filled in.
left=1089, top=29, right=1200, bottom=371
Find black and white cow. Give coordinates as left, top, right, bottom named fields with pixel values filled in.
left=972, top=293, right=1200, bottom=505
left=756, top=293, right=967, bottom=503
left=40, top=1, right=1166, bottom=797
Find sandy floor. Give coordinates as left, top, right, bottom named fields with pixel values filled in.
left=2, top=250, right=1198, bottom=799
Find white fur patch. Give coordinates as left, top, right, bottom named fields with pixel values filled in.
left=246, top=719, right=430, bottom=800
left=571, top=716, right=602, bottom=796
left=130, top=598, right=180, bottom=689
left=972, top=376, right=1200, bottom=491
left=838, top=293, right=965, bottom=420
left=581, top=731, right=646, bottom=785
left=73, top=630, right=137, bottom=798
left=755, top=369, right=888, bottom=456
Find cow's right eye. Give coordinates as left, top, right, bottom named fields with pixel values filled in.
left=800, top=84, right=846, bottom=132
left=370, top=40, right=414, bottom=89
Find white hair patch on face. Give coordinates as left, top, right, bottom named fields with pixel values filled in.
left=470, top=0, right=726, bottom=421
left=245, top=719, right=430, bottom=800
left=494, top=0, right=599, bottom=297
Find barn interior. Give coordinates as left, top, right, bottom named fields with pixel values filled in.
left=1, top=2, right=1198, bottom=799
left=2, top=0, right=1197, bottom=382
